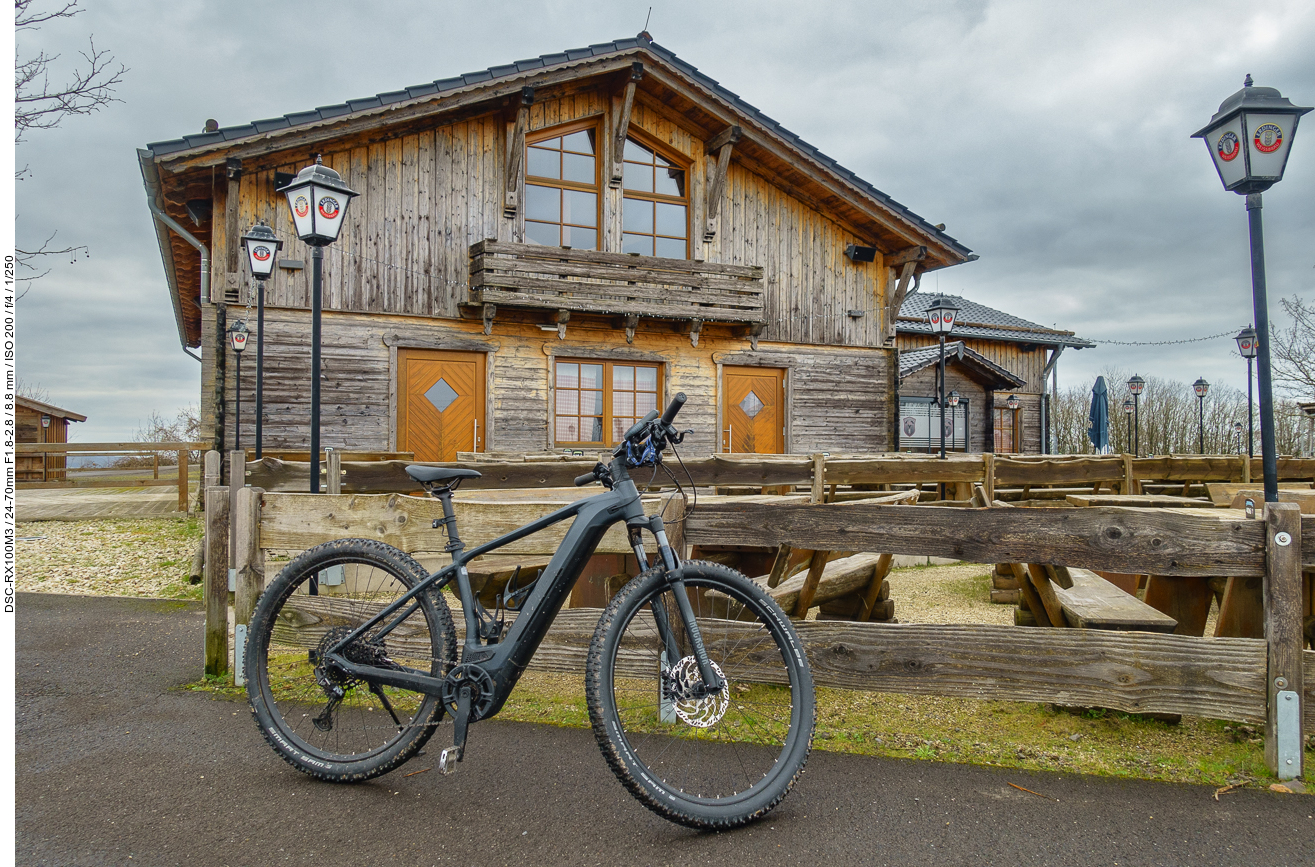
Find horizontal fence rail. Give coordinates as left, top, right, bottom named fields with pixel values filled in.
left=17, top=441, right=205, bottom=512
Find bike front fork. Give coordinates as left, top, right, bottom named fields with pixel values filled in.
left=630, top=516, right=723, bottom=694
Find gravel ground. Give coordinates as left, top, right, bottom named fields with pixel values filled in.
left=885, top=561, right=1012, bottom=625
left=15, top=519, right=202, bottom=600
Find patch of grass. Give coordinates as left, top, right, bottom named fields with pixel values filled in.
left=943, top=572, right=992, bottom=606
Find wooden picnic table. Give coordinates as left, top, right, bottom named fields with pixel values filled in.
left=1064, top=493, right=1216, bottom=508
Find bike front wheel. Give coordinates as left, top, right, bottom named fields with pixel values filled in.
left=245, top=538, right=457, bottom=782
left=585, top=561, right=815, bottom=829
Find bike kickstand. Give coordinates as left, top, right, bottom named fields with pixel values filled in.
left=439, top=684, right=473, bottom=775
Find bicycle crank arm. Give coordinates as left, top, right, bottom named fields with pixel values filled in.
left=440, top=685, right=474, bottom=776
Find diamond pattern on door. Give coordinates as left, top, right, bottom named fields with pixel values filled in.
left=425, top=378, right=459, bottom=413
left=739, top=391, right=765, bottom=419
left=397, top=349, right=485, bottom=461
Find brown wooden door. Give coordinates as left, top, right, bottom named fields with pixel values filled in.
left=722, top=366, right=785, bottom=454
left=397, top=349, right=486, bottom=461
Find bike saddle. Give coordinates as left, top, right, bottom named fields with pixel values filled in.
left=405, top=466, right=483, bottom=484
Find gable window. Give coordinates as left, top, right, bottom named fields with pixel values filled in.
left=525, top=124, right=600, bottom=250
left=555, top=360, right=661, bottom=447
left=621, top=138, right=688, bottom=259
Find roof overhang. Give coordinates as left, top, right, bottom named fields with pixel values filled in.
left=899, top=341, right=1027, bottom=391
left=17, top=396, right=87, bottom=422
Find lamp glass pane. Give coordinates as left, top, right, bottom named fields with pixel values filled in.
left=1242, top=112, right=1294, bottom=180
left=286, top=186, right=315, bottom=239
left=245, top=239, right=278, bottom=277
left=1204, top=116, right=1248, bottom=190
left=310, top=182, right=350, bottom=242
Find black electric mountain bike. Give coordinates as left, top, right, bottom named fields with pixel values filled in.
left=244, top=394, right=815, bottom=829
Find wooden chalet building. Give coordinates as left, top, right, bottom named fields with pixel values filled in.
left=895, top=293, right=1093, bottom=454
left=139, top=35, right=971, bottom=465
left=16, top=396, right=86, bottom=481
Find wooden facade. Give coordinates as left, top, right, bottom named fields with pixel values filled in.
left=141, top=37, right=968, bottom=464
left=896, top=294, right=1091, bottom=454
left=16, top=397, right=86, bottom=481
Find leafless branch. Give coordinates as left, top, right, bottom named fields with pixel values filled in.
left=14, top=229, right=88, bottom=298
left=1270, top=295, right=1315, bottom=401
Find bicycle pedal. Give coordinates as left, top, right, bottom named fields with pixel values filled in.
left=438, top=745, right=462, bottom=774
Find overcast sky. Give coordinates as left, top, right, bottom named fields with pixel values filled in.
left=11, top=0, right=1315, bottom=441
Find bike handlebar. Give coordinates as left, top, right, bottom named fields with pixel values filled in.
left=573, top=471, right=598, bottom=487
left=660, top=392, right=687, bottom=426
left=621, top=410, right=660, bottom=443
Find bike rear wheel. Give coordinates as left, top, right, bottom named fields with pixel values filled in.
left=245, top=538, right=456, bottom=782
left=585, top=561, right=815, bottom=829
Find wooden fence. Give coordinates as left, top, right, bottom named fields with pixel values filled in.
left=237, top=451, right=1315, bottom=500
left=204, top=445, right=1312, bottom=780
left=17, top=441, right=206, bottom=512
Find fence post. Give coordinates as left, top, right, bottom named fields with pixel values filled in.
left=984, top=453, right=995, bottom=502
left=204, top=485, right=230, bottom=678
left=232, top=486, right=264, bottom=686
left=327, top=448, right=342, bottom=495
left=204, top=450, right=221, bottom=493
left=1263, top=502, right=1304, bottom=780
left=810, top=453, right=825, bottom=504
left=177, top=449, right=188, bottom=513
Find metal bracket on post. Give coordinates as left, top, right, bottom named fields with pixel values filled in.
left=234, top=624, right=247, bottom=686
left=1275, top=688, right=1301, bottom=778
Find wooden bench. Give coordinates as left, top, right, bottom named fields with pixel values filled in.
left=1052, top=568, right=1178, bottom=633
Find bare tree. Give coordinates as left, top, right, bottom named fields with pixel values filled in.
left=16, top=378, right=51, bottom=403
left=1270, top=295, right=1315, bottom=401
left=14, top=0, right=126, bottom=295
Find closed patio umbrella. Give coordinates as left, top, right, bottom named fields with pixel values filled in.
left=1088, top=376, right=1110, bottom=454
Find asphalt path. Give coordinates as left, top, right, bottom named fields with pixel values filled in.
left=16, top=593, right=1314, bottom=866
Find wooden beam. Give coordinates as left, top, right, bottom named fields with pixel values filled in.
left=702, top=126, right=740, bottom=240
left=609, top=63, right=644, bottom=187
left=1264, top=502, right=1305, bottom=779
left=855, top=553, right=895, bottom=622
left=685, top=501, right=1268, bottom=577
left=705, top=124, right=743, bottom=154
left=688, top=317, right=703, bottom=348
left=623, top=312, right=639, bottom=345
left=503, top=87, right=534, bottom=216
left=884, top=261, right=918, bottom=343
left=766, top=544, right=795, bottom=589
left=793, top=550, right=830, bottom=616
left=810, top=453, right=826, bottom=504
left=888, top=245, right=927, bottom=268
left=232, top=487, right=265, bottom=675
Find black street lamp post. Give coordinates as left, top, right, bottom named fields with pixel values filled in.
left=925, top=297, right=959, bottom=459
left=1193, top=378, right=1210, bottom=453
left=947, top=391, right=960, bottom=452
left=1234, top=325, right=1258, bottom=458
left=1127, top=375, right=1145, bottom=457
left=227, top=319, right=250, bottom=451
left=241, top=220, right=283, bottom=460
left=277, top=157, right=358, bottom=493
left=1193, top=76, right=1310, bottom=502
left=1122, top=398, right=1135, bottom=453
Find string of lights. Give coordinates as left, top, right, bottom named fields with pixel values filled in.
left=1085, top=329, right=1242, bottom=347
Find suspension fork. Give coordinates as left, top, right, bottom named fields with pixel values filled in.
left=641, top=514, right=722, bottom=692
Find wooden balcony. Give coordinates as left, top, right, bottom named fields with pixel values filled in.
left=468, top=240, right=765, bottom=325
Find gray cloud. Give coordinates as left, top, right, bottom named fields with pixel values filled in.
left=13, top=0, right=1315, bottom=439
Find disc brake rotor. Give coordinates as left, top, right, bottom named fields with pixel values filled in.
left=665, top=657, right=729, bottom=728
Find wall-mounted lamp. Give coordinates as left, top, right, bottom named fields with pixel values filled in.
left=844, top=244, right=877, bottom=263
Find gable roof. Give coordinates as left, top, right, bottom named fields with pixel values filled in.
left=17, top=396, right=87, bottom=422
left=141, top=35, right=970, bottom=263
left=897, top=292, right=1093, bottom=349
left=898, top=341, right=1026, bottom=391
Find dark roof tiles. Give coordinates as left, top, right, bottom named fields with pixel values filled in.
left=898, top=292, right=1093, bottom=348
left=898, top=341, right=1026, bottom=389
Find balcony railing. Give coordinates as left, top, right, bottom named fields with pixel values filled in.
left=468, top=240, right=765, bottom=324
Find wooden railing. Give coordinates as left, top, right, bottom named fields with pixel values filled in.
left=205, top=446, right=1313, bottom=781
left=468, top=240, right=766, bottom=324
left=17, top=441, right=205, bottom=512
left=238, top=451, right=1315, bottom=499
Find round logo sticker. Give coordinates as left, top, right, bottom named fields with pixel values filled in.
left=294, top=195, right=310, bottom=218
left=1216, top=131, right=1240, bottom=162
left=318, top=196, right=340, bottom=219
left=943, top=313, right=954, bottom=327
left=1253, top=123, right=1283, bottom=154
left=252, top=245, right=271, bottom=262
left=903, top=417, right=916, bottom=437
left=929, top=313, right=941, bottom=326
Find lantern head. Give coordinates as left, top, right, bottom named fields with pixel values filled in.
left=1233, top=421, right=1243, bottom=433
left=948, top=390, right=960, bottom=407
left=1192, top=76, right=1311, bottom=195
left=925, top=296, right=960, bottom=335
left=40, top=415, right=51, bottom=428
left=1122, top=398, right=1135, bottom=415
left=1234, top=325, right=1258, bottom=359
left=1193, top=377, right=1210, bottom=398
left=277, top=156, right=359, bottom=246
left=241, top=220, right=283, bottom=280
left=228, top=319, right=250, bottom=354
left=1127, top=375, right=1145, bottom=396
left=1006, top=394, right=1021, bottom=411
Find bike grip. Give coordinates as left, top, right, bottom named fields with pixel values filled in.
left=574, top=472, right=598, bottom=487
left=622, top=409, right=661, bottom=441
left=660, top=392, right=687, bottom=425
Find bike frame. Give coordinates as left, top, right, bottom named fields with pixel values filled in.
left=319, top=455, right=703, bottom=723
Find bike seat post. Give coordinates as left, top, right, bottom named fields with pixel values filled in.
left=432, top=486, right=480, bottom=648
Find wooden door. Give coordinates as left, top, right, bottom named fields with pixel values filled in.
left=397, top=349, right=486, bottom=461
left=722, top=366, right=785, bottom=454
